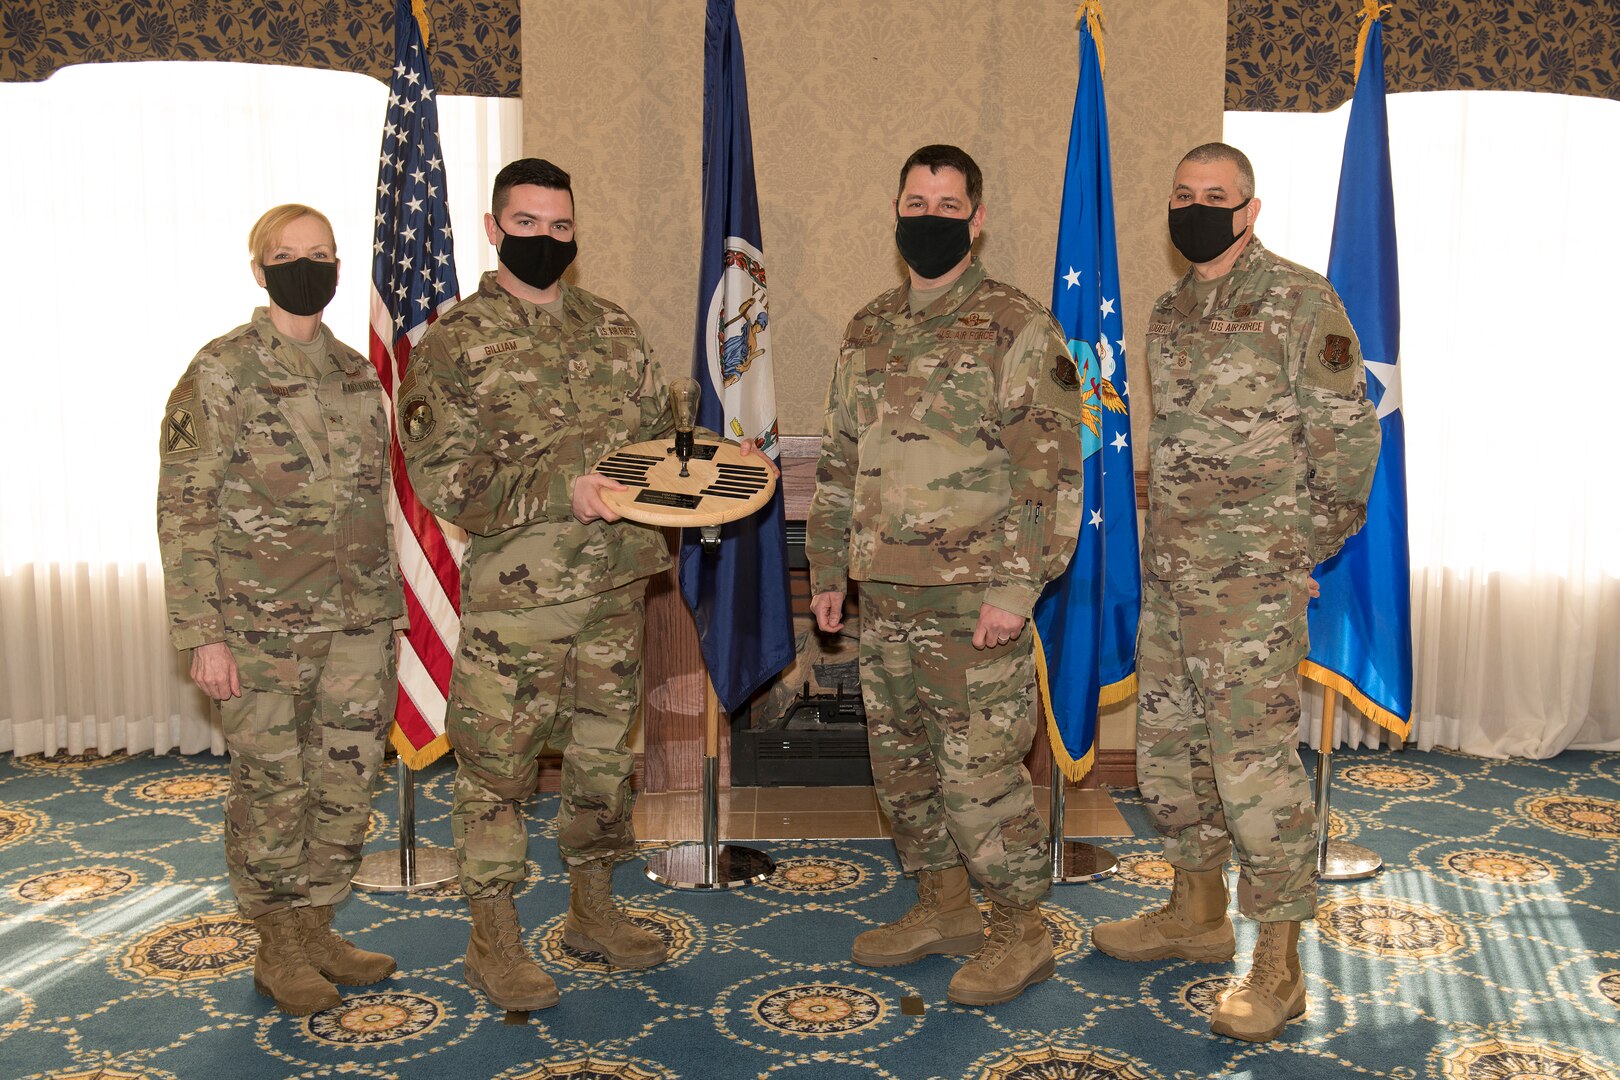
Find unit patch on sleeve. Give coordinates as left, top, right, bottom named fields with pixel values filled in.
left=402, top=397, right=436, bottom=442
left=1050, top=352, right=1080, bottom=391
left=1319, top=334, right=1353, bottom=372
left=165, top=405, right=200, bottom=457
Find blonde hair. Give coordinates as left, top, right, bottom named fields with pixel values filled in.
left=247, top=204, right=336, bottom=265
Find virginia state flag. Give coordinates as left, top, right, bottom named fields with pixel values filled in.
left=1300, top=13, right=1414, bottom=737
left=677, top=0, right=795, bottom=714
left=1031, top=9, right=1142, bottom=780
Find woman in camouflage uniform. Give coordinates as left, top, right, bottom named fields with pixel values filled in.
left=156, top=205, right=403, bottom=1015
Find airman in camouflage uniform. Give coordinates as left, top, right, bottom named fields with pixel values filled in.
left=398, top=158, right=675, bottom=1012
left=1091, top=144, right=1380, bottom=1045
left=156, top=205, right=402, bottom=1015
left=807, top=146, right=1084, bottom=1007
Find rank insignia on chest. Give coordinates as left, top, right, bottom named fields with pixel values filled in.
left=1318, top=333, right=1354, bottom=372
left=1050, top=353, right=1080, bottom=391
left=403, top=397, right=435, bottom=441
left=165, top=406, right=199, bottom=456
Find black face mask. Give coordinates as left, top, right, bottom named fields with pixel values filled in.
left=895, top=214, right=973, bottom=280
left=1168, top=197, right=1252, bottom=264
left=260, top=258, right=338, bottom=316
left=498, top=232, right=577, bottom=291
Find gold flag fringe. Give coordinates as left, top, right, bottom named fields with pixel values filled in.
left=1353, top=0, right=1392, bottom=83
left=390, top=727, right=451, bottom=770
left=1297, top=659, right=1413, bottom=740
left=1074, top=0, right=1105, bottom=78
left=1032, top=626, right=1137, bottom=783
left=411, top=0, right=432, bottom=49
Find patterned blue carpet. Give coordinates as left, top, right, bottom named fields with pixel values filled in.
left=1, top=747, right=1617, bottom=1080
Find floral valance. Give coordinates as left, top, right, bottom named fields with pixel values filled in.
left=0, top=0, right=520, bottom=97
left=1228, top=0, right=1620, bottom=112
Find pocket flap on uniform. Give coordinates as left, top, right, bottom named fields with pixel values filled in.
left=448, top=653, right=519, bottom=722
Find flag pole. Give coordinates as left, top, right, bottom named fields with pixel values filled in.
left=1312, top=685, right=1382, bottom=881
left=645, top=672, right=774, bottom=890
left=353, top=759, right=457, bottom=892
left=1045, top=719, right=1117, bottom=884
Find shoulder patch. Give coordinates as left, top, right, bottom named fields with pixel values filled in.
left=1301, top=308, right=1362, bottom=395
left=167, top=378, right=194, bottom=406
left=402, top=396, right=435, bottom=442
left=164, top=405, right=200, bottom=458
left=1049, top=352, right=1080, bottom=392
left=1318, top=334, right=1353, bottom=372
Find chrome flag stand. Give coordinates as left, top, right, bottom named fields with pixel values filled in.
left=352, top=760, right=457, bottom=893
left=1313, top=687, right=1383, bottom=882
left=1046, top=733, right=1117, bottom=884
left=645, top=676, right=774, bottom=891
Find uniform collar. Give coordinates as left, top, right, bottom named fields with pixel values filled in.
left=867, top=258, right=988, bottom=329
left=249, top=307, right=364, bottom=378
left=478, top=271, right=604, bottom=335
left=1169, top=237, right=1269, bottom=319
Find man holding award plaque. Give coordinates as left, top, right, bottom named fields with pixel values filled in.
left=399, top=158, right=680, bottom=1011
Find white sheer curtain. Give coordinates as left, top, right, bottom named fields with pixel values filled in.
left=1225, top=91, right=1620, bottom=757
left=0, top=61, right=519, bottom=757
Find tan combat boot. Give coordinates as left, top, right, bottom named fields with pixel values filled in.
left=1091, top=865, right=1235, bottom=962
left=563, top=859, right=667, bottom=970
left=464, top=892, right=560, bottom=1010
left=301, top=906, right=397, bottom=985
left=1210, top=920, right=1306, bottom=1042
left=252, top=908, right=341, bottom=1015
left=851, top=865, right=985, bottom=967
left=947, top=900, right=1055, bottom=1006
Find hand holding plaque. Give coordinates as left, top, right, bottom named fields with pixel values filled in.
left=593, top=379, right=776, bottom=551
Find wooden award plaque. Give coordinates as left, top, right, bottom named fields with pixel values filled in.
left=594, top=438, right=776, bottom=528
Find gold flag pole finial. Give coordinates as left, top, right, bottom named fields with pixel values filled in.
left=1074, top=0, right=1105, bottom=77
left=1353, top=0, right=1391, bottom=83
left=411, top=0, right=431, bottom=49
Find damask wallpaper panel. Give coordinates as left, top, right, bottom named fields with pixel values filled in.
left=0, top=0, right=520, bottom=96
left=519, top=0, right=1226, bottom=450
left=1227, top=0, right=1620, bottom=111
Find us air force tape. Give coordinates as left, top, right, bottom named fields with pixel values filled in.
left=594, top=438, right=776, bottom=528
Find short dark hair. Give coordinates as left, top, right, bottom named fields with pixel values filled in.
left=897, top=144, right=983, bottom=209
left=1178, top=142, right=1256, bottom=199
left=492, top=158, right=573, bottom=218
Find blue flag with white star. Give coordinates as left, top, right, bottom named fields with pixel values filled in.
left=1032, top=15, right=1142, bottom=780
left=677, top=0, right=795, bottom=714
left=1301, top=16, right=1413, bottom=736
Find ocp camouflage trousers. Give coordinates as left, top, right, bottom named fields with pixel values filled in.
left=447, top=579, right=647, bottom=898
left=858, top=581, right=1049, bottom=908
left=1136, top=573, right=1318, bottom=921
left=219, top=620, right=394, bottom=920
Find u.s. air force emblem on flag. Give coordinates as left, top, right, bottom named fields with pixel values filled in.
left=1069, top=337, right=1127, bottom=458
left=704, top=236, right=778, bottom=451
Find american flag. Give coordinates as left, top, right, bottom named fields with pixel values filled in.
left=369, top=0, right=464, bottom=767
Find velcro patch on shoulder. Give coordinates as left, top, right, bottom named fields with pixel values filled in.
left=164, top=405, right=200, bottom=457
left=401, top=396, right=436, bottom=442
left=1303, top=308, right=1361, bottom=394
left=167, top=377, right=194, bottom=406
